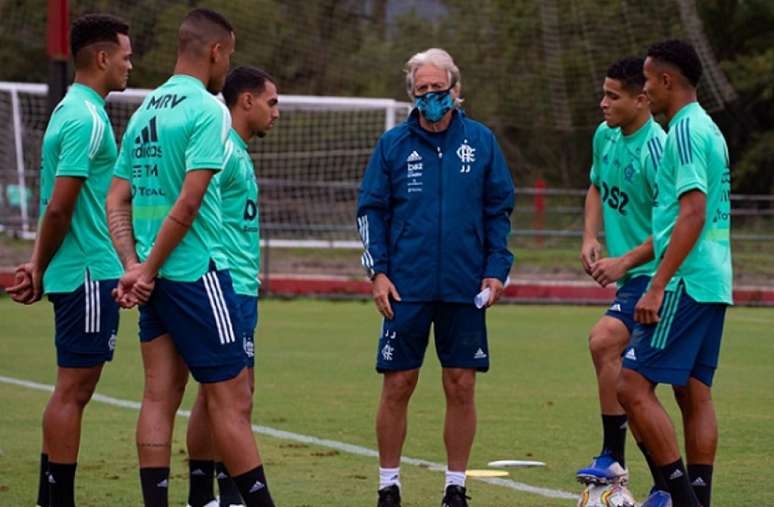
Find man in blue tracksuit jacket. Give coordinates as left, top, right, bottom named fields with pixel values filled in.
left=357, top=48, right=514, bottom=507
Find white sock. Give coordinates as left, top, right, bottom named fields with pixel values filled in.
left=379, top=467, right=401, bottom=490
left=445, top=468, right=466, bottom=489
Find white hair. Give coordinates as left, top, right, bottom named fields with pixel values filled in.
left=404, top=48, right=462, bottom=106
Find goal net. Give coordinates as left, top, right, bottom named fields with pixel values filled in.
left=0, top=82, right=411, bottom=243
left=0, top=0, right=740, bottom=191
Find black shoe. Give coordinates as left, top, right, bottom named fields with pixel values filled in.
left=441, top=485, right=470, bottom=507
left=377, top=485, right=401, bottom=507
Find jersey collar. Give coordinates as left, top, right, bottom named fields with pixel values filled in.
left=169, top=73, right=207, bottom=90
left=622, top=116, right=654, bottom=146
left=229, top=128, right=248, bottom=150
left=70, top=83, right=105, bottom=107
left=669, top=101, right=702, bottom=129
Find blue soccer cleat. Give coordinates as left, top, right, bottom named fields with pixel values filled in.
left=640, top=488, right=672, bottom=507
left=576, top=453, right=628, bottom=485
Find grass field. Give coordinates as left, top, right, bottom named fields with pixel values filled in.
left=1, top=298, right=773, bottom=506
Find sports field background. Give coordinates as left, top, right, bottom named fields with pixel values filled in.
left=1, top=298, right=772, bottom=506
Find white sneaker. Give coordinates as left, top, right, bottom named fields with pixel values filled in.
left=186, top=501, right=219, bottom=507
left=214, top=496, right=246, bottom=507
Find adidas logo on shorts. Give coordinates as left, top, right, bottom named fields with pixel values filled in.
left=609, top=303, right=622, bottom=312
left=624, top=348, right=636, bottom=361
left=474, top=348, right=487, bottom=359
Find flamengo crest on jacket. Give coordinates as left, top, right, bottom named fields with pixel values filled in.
left=357, top=108, right=515, bottom=304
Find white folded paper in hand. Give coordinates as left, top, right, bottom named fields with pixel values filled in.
left=474, top=287, right=491, bottom=309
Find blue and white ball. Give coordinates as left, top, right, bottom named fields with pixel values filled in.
left=577, top=483, right=637, bottom=507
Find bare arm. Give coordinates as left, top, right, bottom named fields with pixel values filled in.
left=114, top=170, right=216, bottom=307
left=621, top=236, right=655, bottom=270
left=591, top=237, right=654, bottom=287
left=31, top=176, right=84, bottom=272
left=142, top=170, right=214, bottom=277
left=581, top=184, right=603, bottom=274
left=651, top=190, right=706, bottom=289
left=635, top=190, right=706, bottom=324
left=7, top=176, right=84, bottom=303
left=106, top=177, right=139, bottom=269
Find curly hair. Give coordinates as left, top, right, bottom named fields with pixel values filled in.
left=70, top=14, right=129, bottom=63
left=647, top=40, right=703, bottom=87
left=607, top=57, right=645, bottom=94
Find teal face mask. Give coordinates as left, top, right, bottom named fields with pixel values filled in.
left=415, top=88, right=453, bottom=123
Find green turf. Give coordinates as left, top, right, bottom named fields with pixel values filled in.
left=1, top=298, right=773, bottom=506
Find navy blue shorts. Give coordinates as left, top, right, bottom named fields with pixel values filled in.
left=622, top=282, right=727, bottom=387
left=138, top=267, right=246, bottom=383
left=235, top=294, right=258, bottom=368
left=376, top=302, right=488, bottom=373
left=48, top=276, right=120, bottom=368
left=604, top=276, right=650, bottom=332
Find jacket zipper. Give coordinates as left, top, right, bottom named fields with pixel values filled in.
left=436, top=145, right=443, bottom=300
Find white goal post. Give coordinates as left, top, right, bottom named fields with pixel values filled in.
left=0, top=81, right=412, bottom=246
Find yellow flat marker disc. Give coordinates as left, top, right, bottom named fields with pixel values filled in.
left=465, top=469, right=509, bottom=478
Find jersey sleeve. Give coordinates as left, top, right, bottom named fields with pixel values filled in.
left=642, top=133, right=664, bottom=196
left=589, top=123, right=606, bottom=188
left=218, top=139, right=239, bottom=191
left=56, top=106, right=104, bottom=178
left=185, top=95, right=231, bottom=172
left=674, top=118, right=708, bottom=197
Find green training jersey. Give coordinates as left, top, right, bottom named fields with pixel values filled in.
left=114, top=74, right=231, bottom=282
left=589, top=118, right=665, bottom=285
left=652, top=102, right=732, bottom=304
left=219, top=129, right=260, bottom=296
left=40, top=83, right=123, bottom=293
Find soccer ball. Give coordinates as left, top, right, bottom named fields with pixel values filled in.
left=577, top=483, right=636, bottom=507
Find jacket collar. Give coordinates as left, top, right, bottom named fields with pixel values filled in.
left=406, top=108, right=466, bottom=147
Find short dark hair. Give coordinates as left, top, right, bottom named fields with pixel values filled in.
left=222, top=66, right=277, bottom=108
left=178, top=8, right=234, bottom=56
left=647, top=39, right=703, bottom=87
left=606, top=57, right=646, bottom=94
left=70, top=13, right=129, bottom=66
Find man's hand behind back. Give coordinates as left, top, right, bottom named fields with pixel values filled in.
left=6, top=263, right=42, bottom=305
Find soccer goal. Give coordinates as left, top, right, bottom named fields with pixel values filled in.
left=0, top=81, right=412, bottom=245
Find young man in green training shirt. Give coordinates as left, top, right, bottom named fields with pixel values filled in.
left=617, top=40, right=733, bottom=507
left=184, top=66, right=279, bottom=507
left=576, top=58, right=670, bottom=507
left=107, top=9, right=276, bottom=507
left=6, top=14, right=132, bottom=507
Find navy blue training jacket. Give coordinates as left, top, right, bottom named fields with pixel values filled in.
left=356, top=109, right=515, bottom=303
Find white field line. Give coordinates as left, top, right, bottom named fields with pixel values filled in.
left=0, top=374, right=577, bottom=501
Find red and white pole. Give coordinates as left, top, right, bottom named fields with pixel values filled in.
left=46, top=0, right=69, bottom=116
left=533, top=178, right=546, bottom=246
